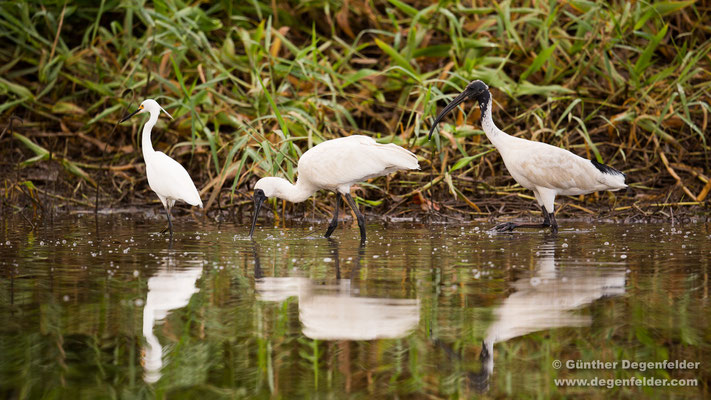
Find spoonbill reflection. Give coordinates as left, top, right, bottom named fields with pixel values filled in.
left=428, top=81, right=626, bottom=233
left=249, top=135, right=419, bottom=245
left=253, top=242, right=419, bottom=340
left=142, top=258, right=202, bottom=383
left=121, top=99, right=203, bottom=236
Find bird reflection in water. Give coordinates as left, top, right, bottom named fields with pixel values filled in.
left=439, top=238, right=627, bottom=392
left=141, top=255, right=203, bottom=383
left=253, top=240, right=420, bottom=341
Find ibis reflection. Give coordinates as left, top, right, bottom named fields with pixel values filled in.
left=473, top=238, right=626, bottom=391
left=142, top=256, right=202, bottom=383
left=254, top=241, right=420, bottom=341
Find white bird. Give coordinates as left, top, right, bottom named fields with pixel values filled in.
left=249, top=135, right=419, bottom=244
left=121, top=99, right=203, bottom=236
left=428, top=80, right=626, bottom=233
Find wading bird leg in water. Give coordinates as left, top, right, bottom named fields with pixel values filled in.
left=344, top=193, right=366, bottom=245
left=159, top=205, right=174, bottom=236
left=494, top=208, right=558, bottom=234
left=324, top=193, right=342, bottom=239
left=158, top=199, right=175, bottom=236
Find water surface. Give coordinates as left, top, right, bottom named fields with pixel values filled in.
left=1, top=215, right=709, bottom=398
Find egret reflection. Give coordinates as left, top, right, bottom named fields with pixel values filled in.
left=254, top=241, right=420, bottom=340
left=142, top=256, right=202, bottom=383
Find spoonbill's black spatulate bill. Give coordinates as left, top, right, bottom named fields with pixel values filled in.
left=249, top=135, right=419, bottom=245
left=428, top=80, right=626, bottom=233
left=121, top=99, right=203, bottom=236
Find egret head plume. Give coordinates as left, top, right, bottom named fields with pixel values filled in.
left=120, top=99, right=172, bottom=122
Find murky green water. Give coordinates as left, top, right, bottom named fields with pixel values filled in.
left=1, top=215, right=709, bottom=398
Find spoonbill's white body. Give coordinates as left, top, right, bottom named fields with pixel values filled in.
left=121, top=99, right=202, bottom=236
left=249, top=135, right=419, bottom=244
left=428, top=80, right=626, bottom=233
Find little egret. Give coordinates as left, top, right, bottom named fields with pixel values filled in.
left=121, top=99, right=203, bottom=236
left=428, top=80, right=626, bottom=233
left=249, top=135, right=419, bottom=244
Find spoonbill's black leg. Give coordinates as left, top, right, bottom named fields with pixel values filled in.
left=493, top=207, right=557, bottom=233
left=324, top=193, right=342, bottom=238
left=344, top=193, right=366, bottom=245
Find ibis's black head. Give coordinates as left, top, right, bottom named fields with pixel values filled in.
left=427, top=80, right=491, bottom=140
left=249, top=188, right=267, bottom=239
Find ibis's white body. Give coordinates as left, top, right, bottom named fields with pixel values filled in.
left=481, top=97, right=626, bottom=214
left=139, top=101, right=202, bottom=210
left=254, top=135, right=419, bottom=201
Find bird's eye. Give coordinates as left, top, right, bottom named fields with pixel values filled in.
left=139, top=105, right=144, bottom=109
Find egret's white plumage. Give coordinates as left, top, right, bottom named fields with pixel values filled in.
left=121, top=99, right=202, bottom=236
left=250, top=135, right=419, bottom=244
left=429, top=80, right=626, bottom=232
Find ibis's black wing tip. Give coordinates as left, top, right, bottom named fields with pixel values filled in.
left=591, top=159, right=625, bottom=177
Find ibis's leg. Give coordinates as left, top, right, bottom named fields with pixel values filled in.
left=324, top=193, right=342, bottom=238
left=548, top=210, right=558, bottom=234
left=344, top=193, right=366, bottom=245
left=493, top=207, right=555, bottom=232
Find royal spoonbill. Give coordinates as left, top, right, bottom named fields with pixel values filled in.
left=249, top=135, right=419, bottom=244
left=121, top=99, right=203, bottom=236
left=428, top=80, right=626, bottom=233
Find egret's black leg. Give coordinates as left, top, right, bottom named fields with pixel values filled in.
left=493, top=207, right=556, bottom=233
left=344, top=193, right=366, bottom=245
left=163, top=206, right=174, bottom=237
left=324, top=193, right=342, bottom=238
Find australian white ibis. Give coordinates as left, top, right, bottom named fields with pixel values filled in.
left=249, top=135, right=419, bottom=244
left=121, top=99, right=203, bottom=236
left=428, top=80, right=626, bottom=233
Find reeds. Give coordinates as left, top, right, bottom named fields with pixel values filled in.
left=1, top=0, right=709, bottom=221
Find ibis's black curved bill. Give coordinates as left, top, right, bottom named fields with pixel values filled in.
left=120, top=109, right=141, bottom=123
left=427, top=89, right=471, bottom=140
left=249, top=189, right=267, bottom=238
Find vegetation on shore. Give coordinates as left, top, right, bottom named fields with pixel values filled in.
left=1, top=0, right=709, bottom=224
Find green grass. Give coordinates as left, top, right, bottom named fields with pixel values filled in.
left=1, top=0, right=709, bottom=218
